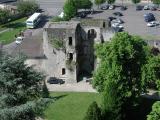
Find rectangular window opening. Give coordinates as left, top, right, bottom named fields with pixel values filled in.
left=62, top=68, right=66, bottom=75
left=69, top=53, right=73, bottom=60
left=69, top=37, right=72, bottom=45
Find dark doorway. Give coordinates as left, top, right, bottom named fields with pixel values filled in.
left=69, top=53, right=73, bottom=60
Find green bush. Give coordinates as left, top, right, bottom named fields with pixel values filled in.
left=76, top=0, right=93, bottom=9
left=52, top=16, right=65, bottom=22
left=17, top=1, right=39, bottom=16
left=63, top=0, right=77, bottom=20
left=147, top=101, right=160, bottom=120
left=84, top=101, right=102, bottom=120
left=50, top=38, right=64, bottom=50
left=0, top=9, right=11, bottom=24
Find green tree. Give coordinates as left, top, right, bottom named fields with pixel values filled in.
left=76, top=0, right=93, bottom=9
left=147, top=101, right=160, bottom=120
left=146, top=55, right=160, bottom=120
left=0, top=9, right=11, bottom=24
left=17, top=1, right=39, bottom=16
left=152, top=0, right=160, bottom=7
left=94, top=0, right=106, bottom=9
left=131, top=0, right=141, bottom=4
left=42, top=81, right=50, bottom=98
left=84, top=101, right=102, bottom=120
left=106, top=0, right=116, bottom=4
left=142, top=56, right=160, bottom=90
left=0, top=53, right=50, bottom=120
left=93, top=32, right=149, bottom=120
left=63, top=0, right=77, bottom=20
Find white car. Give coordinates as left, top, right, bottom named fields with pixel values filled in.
left=144, top=5, right=150, bottom=10
left=58, top=12, right=64, bottom=18
left=109, top=5, right=114, bottom=10
left=147, top=21, right=159, bottom=27
left=112, top=19, right=123, bottom=24
left=111, top=23, right=123, bottom=28
left=15, top=36, right=23, bottom=44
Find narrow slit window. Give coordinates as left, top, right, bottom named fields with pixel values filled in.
left=103, top=22, right=105, bottom=28
left=69, top=37, right=72, bottom=45
left=62, top=68, right=66, bottom=75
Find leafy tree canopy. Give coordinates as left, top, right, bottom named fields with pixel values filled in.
left=93, top=32, right=150, bottom=120
left=63, top=0, right=77, bottom=20
left=131, top=0, right=141, bottom=4
left=17, top=1, right=39, bottom=16
left=152, top=0, right=160, bottom=5
left=142, top=56, right=160, bottom=90
left=106, top=0, right=116, bottom=4
left=0, top=9, right=11, bottom=24
left=76, top=0, right=93, bottom=9
left=147, top=101, right=160, bottom=120
left=0, top=52, right=50, bottom=120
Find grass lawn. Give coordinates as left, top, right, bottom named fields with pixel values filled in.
left=44, top=92, right=101, bottom=120
left=0, top=17, right=27, bottom=44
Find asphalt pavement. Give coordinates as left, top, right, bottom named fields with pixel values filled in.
left=36, top=0, right=65, bottom=16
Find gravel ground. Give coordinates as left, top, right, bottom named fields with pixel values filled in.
left=47, top=81, right=97, bottom=92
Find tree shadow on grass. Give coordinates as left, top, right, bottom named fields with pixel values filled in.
left=3, top=22, right=25, bottom=29
left=50, top=94, right=68, bottom=101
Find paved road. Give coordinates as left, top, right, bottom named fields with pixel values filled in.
left=36, top=0, right=65, bottom=16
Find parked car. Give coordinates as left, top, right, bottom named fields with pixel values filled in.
left=150, top=6, right=157, bottom=11
left=77, top=12, right=87, bottom=18
left=136, top=5, right=143, bottom=11
left=108, top=16, right=116, bottom=21
left=147, top=21, right=159, bottom=27
left=15, top=36, right=23, bottom=44
left=111, top=22, right=123, bottom=28
left=47, top=77, right=65, bottom=84
left=112, top=27, right=123, bottom=32
left=120, top=6, right=127, bottom=11
left=113, top=12, right=123, bottom=16
left=144, top=5, right=150, bottom=10
left=112, top=18, right=124, bottom=24
left=109, top=5, right=115, bottom=10
left=100, top=4, right=109, bottom=10
left=144, top=13, right=155, bottom=22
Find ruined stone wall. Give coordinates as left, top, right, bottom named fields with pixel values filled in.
left=43, top=27, right=79, bottom=83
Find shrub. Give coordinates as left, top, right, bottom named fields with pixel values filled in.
left=52, top=16, right=65, bottom=22
left=17, top=1, right=39, bottom=16
left=84, top=101, right=102, bottom=120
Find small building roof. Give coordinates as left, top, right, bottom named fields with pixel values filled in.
left=3, top=36, right=44, bottom=59
left=45, top=21, right=80, bottom=29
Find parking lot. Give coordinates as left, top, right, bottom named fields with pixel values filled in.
left=36, top=0, right=64, bottom=16
left=88, top=4, right=160, bottom=40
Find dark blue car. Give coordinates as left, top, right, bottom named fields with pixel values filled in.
left=144, top=13, right=155, bottom=22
